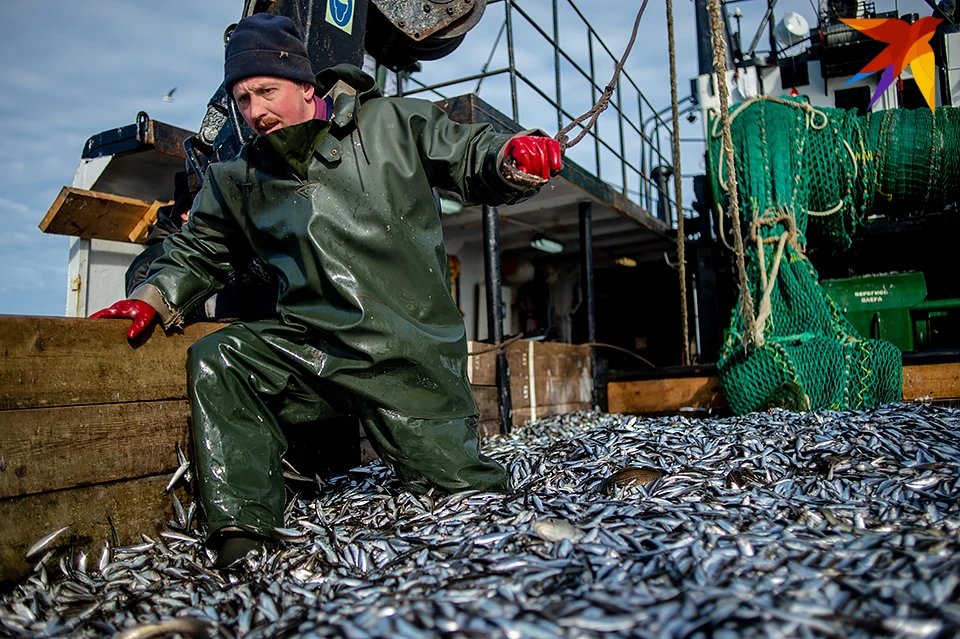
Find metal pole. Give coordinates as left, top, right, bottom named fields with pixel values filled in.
left=504, top=0, right=520, bottom=122
left=579, top=201, right=606, bottom=411
left=617, top=84, right=627, bottom=195
left=639, top=94, right=647, bottom=210
left=694, top=0, right=716, bottom=75
left=588, top=30, right=600, bottom=178
left=746, top=0, right=779, bottom=60
left=553, top=0, right=563, bottom=134
left=482, top=205, right=513, bottom=434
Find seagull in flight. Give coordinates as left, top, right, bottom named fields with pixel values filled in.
left=841, top=17, right=942, bottom=111
left=162, top=87, right=177, bottom=103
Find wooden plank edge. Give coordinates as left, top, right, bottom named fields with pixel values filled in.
left=0, top=474, right=189, bottom=588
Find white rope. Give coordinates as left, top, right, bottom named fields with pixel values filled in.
left=807, top=135, right=860, bottom=217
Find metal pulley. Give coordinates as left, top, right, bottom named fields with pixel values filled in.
left=365, top=0, right=488, bottom=71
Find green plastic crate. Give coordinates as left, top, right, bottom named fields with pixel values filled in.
left=821, top=272, right=928, bottom=352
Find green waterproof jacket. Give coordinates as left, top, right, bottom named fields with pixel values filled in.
left=132, top=64, right=537, bottom=426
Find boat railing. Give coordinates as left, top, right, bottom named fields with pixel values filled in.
left=384, top=0, right=683, bottom=226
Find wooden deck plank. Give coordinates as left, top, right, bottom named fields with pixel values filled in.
left=902, top=363, right=960, bottom=400
left=607, top=376, right=727, bottom=414
left=0, top=317, right=223, bottom=410
left=0, top=400, right=189, bottom=499
left=467, top=342, right=496, bottom=386
left=0, top=475, right=185, bottom=587
left=609, top=361, right=960, bottom=414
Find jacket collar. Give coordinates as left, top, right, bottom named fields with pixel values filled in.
left=252, top=64, right=380, bottom=178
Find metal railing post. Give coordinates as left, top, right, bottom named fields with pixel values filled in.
left=504, top=0, right=520, bottom=122
left=617, top=84, right=627, bottom=195
left=553, top=0, right=563, bottom=134
left=639, top=94, right=648, bottom=211
left=588, top=30, right=600, bottom=178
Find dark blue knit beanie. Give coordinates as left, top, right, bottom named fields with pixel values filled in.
left=224, top=14, right=316, bottom=89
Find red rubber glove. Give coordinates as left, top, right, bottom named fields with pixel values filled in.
left=504, top=136, right=563, bottom=180
left=90, top=300, right=157, bottom=339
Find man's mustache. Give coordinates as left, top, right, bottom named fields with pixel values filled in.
left=255, top=118, right=281, bottom=133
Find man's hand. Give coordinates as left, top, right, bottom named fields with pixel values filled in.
left=504, top=137, right=563, bottom=180
left=90, top=300, right=157, bottom=339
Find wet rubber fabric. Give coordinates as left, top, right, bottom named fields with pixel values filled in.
left=134, top=65, right=539, bottom=538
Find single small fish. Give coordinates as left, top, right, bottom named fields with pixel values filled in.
left=725, top=466, right=757, bottom=489
left=532, top=518, right=584, bottom=543
left=166, top=461, right=190, bottom=493
left=283, top=470, right=315, bottom=483
left=176, top=442, right=188, bottom=468
left=602, top=466, right=663, bottom=494
left=114, top=617, right=212, bottom=639
left=25, top=525, right=70, bottom=561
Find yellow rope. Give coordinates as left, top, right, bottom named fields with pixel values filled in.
left=706, top=0, right=757, bottom=349
left=665, top=0, right=690, bottom=365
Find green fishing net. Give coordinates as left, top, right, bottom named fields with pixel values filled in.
left=707, top=99, right=958, bottom=415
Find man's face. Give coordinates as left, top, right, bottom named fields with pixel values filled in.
left=231, top=76, right=315, bottom=136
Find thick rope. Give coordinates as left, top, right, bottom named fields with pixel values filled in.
left=665, top=0, right=690, bottom=365
left=709, top=96, right=828, bottom=141
left=748, top=207, right=803, bottom=347
left=467, top=333, right=525, bottom=356
left=469, top=336, right=656, bottom=369
left=706, top=0, right=758, bottom=349
left=500, top=0, right=650, bottom=189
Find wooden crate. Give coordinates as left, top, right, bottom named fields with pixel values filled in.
left=468, top=340, right=593, bottom=436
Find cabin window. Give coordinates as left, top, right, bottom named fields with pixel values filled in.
left=898, top=78, right=927, bottom=110
left=780, top=60, right=810, bottom=90
left=834, top=86, right=871, bottom=115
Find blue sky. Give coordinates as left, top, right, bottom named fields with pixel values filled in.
left=0, top=0, right=928, bottom=316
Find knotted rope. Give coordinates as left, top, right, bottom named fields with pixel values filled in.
left=666, top=0, right=690, bottom=365
left=705, top=0, right=758, bottom=349
left=749, top=207, right=804, bottom=347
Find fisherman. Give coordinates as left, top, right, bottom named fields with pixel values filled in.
left=91, top=13, right=562, bottom=568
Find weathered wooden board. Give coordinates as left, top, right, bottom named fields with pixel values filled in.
left=467, top=341, right=496, bottom=386
left=609, top=361, right=960, bottom=414
left=473, top=385, right=498, bottom=423
left=39, top=187, right=170, bottom=243
left=902, top=363, right=960, bottom=401
left=0, top=317, right=223, bottom=410
left=508, top=341, right=591, bottom=411
left=0, top=475, right=185, bottom=587
left=467, top=340, right=591, bottom=389
left=0, top=400, right=189, bottom=499
left=514, top=403, right=592, bottom=426
left=528, top=342, right=593, bottom=379
left=126, top=200, right=167, bottom=243
left=608, top=376, right=727, bottom=415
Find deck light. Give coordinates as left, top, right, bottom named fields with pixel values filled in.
left=530, top=234, right=564, bottom=254
left=439, top=197, right=463, bottom=215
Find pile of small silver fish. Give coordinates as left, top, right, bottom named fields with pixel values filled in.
left=2, top=403, right=959, bottom=638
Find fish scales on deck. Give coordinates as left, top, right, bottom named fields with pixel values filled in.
left=2, top=404, right=959, bottom=638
